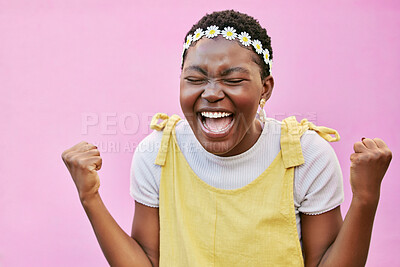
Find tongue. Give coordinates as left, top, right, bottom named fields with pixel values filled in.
left=204, top=116, right=233, bottom=132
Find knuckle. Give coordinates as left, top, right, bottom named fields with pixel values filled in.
left=359, top=153, right=370, bottom=162
left=384, top=149, right=393, bottom=160
left=76, top=158, right=86, bottom=167
left=62, top=151, right=72, bottom=162
left=374, top=148, right=391, bottom=160
left=383, top=147, right=392, bottom=154
left=70, top=155, right=81, bottom=167
left=78, top=141, right=88, bottom=149
left=372, top=150, right=381, bottom=159
left=351, top=155, right=363, bottom=164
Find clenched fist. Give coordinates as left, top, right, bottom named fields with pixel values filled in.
left=350, top=138, right=392, bottom=202
left=62, top=141, right=102, bottom=201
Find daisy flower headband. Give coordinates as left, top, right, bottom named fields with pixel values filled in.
left=182, top=25, right=273, bottom=73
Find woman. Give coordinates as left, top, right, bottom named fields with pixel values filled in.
left=62, top=10, right=392, bottom=266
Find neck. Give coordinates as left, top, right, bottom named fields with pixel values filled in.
left=219, top=118, right=263, bottom=157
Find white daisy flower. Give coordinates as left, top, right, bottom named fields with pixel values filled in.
left=205, top=25, right=220, bottom=38
left=193, top=28, right=205, bottom=41
left=222, top=26, right=237, bottom=40
left=184, top=34, right=192, bottom=49
left=238, top=32, right=251, bottom=46
left=263, top=49, right=271, bottom=65
left=252, top=40, right=263, bottom=54
left=268, top=59, right=273, bottom=73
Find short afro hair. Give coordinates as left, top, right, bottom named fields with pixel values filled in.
left=181, top=10, right=273, bottom=79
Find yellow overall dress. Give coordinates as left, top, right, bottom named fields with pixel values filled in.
left=150, top=113, right=340, bottom=267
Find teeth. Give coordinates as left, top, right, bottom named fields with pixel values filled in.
left=201, top=111, right=232, bottom=118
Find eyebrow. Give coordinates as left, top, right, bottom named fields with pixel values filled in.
left=184, top=65, right=250, bottom=76
left=220, top=67, right=250, bottom=76
left=184, top=65, right=208, bottom=76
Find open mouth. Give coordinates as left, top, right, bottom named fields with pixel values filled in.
left=198, top=111, right=235, bottom=137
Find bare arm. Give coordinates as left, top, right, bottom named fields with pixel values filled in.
left=82, top=193, right=153, bottom=267
left=301, top=138, right=392, bottom=267
left=131, top=201, right=160, bottom=267
left=301, top=207, right=343, bottom=266
left=62, top=141, right=153, bottom=267
left=302, top=193, right=379, bottom=267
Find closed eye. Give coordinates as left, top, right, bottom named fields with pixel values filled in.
left=224, top=79, right=245, bottom=85
left=184, top=77, right=207, bottom=84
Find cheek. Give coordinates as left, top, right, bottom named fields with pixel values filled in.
left=230, top=90, right=260, bottom=115
left=180, top=83, right=200, bottom=116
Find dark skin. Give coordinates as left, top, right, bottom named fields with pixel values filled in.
left=61, top=37, right=392, bottom=266
left=179, top=37, right=273, bottom=156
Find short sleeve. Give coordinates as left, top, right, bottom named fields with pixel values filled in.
left=129, top=130, right=163, bottom=208
left=294, top=130, right=344, bottom=215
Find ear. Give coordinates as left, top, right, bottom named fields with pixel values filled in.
left=261, top=75, right=274, bottom=101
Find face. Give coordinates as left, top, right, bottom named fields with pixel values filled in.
left=180, top=37, right=273, bottom=157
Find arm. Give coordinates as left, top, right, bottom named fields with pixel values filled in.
left=82, top=193, right=153, bottom=267
left=301, top=138, right=392, bottom=267
left=62, top=141, right=153, bottom=267
left=301, top=207, right=343, bottom=266
left=131, top=201, right=160, bottom=267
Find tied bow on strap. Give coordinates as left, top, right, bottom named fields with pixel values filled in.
left=299, top=119, right=340, bottom=143
left=281, top=116, right=340, bottom=169
left=150, top=113, right=181, bottom=166
left=150, top=113, right=171, bottom=131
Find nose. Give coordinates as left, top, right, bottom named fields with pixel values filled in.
left=201, top=81, right=225, bottom=103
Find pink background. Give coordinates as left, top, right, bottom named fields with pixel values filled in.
left=1, top=0, right=399, bottom=266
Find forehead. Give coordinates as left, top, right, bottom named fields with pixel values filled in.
left=183, top=37, right=258, bottom=72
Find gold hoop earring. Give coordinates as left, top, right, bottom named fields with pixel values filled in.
left=258, top=98, right=267, bottom=123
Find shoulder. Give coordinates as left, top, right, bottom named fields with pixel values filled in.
left=294, top=124, right=344, bottom=215
left=129, top=120, right=189, bottom=207
left=263, top=117, right=283, bottom=139
left=300, top=129, right=336, bottom=158
left=133, top=118, right=188, bottom=165
left=130, top=129, right=164, bottom=207
left=264, top=117, right=339, bottom=166
left=299, top=128, right=342, bottom=177
left=135, top=130, right=163, bottom=155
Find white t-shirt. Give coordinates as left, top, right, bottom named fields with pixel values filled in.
left=130, top=117, right=344, bottom=241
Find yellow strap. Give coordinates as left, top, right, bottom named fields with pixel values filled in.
left=299, top=119, right=340, bottom=142
left=150, top=113, right=181, bottom=166
left=281, top=116, right=340, bottom=169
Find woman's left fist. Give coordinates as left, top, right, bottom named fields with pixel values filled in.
left=350, top=138, right=392, bottom=202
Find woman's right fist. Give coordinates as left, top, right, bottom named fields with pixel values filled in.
left=62, top=141, right=102, bottom=201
